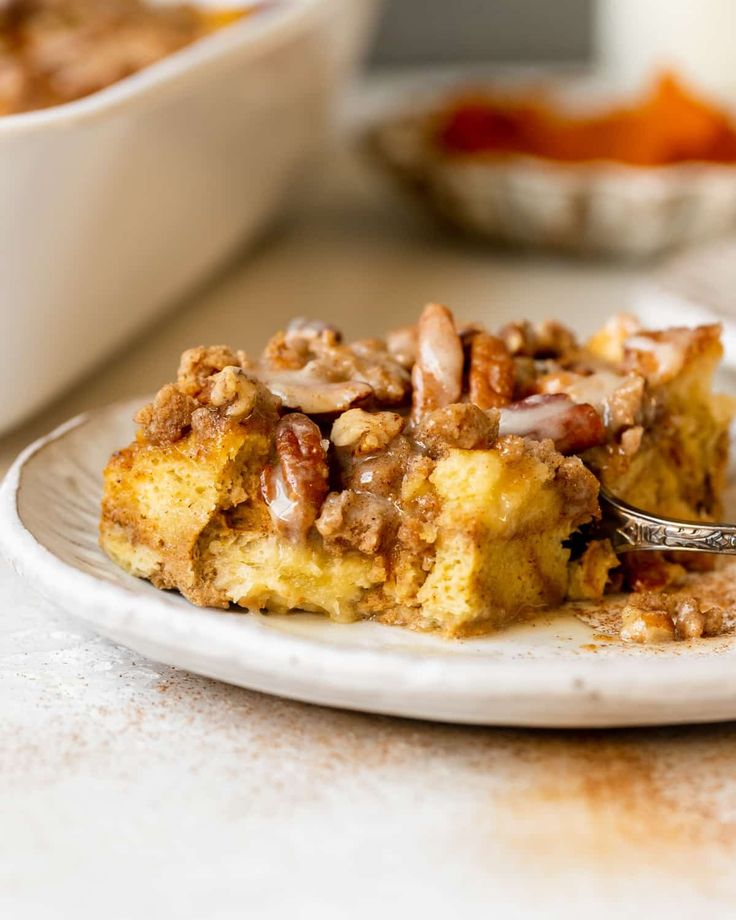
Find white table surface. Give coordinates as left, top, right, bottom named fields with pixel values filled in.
left=3, top=86, right=736, bottom=920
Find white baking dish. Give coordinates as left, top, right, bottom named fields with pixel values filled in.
left=0, top=0, right=380, bottom=433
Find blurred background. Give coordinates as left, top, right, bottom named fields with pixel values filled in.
left=371, top=0, right=591, bottom=67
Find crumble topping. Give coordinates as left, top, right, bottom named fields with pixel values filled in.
left=133, top=305, right=722, bottom=540
left=177, top=345, right=242, bottom=399
left=415, top=404, right=498, bottom=455
left=259, top=320, right=410, bottom=409
left=134, top=384, right=197, bottom=447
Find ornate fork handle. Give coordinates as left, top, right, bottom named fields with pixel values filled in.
left=598, top=489, right=736, bottom=555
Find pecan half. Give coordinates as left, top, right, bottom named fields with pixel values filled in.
left=260, top=414, right=329, bottom=539
left=259, top=371, right=373, bottom=415
left=412, top=303, right=463, bottom=417
left=498, top=394, right=605, bottom=454
left=468, top=332, right=514, bottom=409
left=536, top=369, right=645, bottom=434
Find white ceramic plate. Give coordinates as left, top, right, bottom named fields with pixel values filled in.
left=3, top=399, right=736, bottom=728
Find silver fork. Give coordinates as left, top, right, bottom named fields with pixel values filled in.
left=597, top=489, right=736, bottom=555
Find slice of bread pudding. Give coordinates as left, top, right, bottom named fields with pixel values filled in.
left=100, top=305, right=731, bottom=636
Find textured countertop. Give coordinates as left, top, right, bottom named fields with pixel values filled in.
left=3, top=90, right=736, bottom=919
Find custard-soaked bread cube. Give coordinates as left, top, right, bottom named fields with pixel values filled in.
left=204, top=530, right=385, bottom=622
left=586, top=323, right=732, bottom=521
left=416, top=439, right=599, bottom=633
left=101, top=376, right=280, bottom=608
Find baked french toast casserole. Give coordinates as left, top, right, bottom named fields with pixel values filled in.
left=100, top=304, right=732, bottom=638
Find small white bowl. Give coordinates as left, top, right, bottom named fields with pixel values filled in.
left=0, top=0, right=380, bottom=434
left=368, top=83, right=736, bottom=261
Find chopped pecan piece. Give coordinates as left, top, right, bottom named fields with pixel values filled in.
left=412, top=303, right=464, bottom=417
left=673, top=596, right=724, bottom=640
left=330, top=409, right=404, bottom=456
left=620, top=593, right=725, bottom=643
left=258, top=322, right=409, bottom=410
left=620, top=594, right=675, bottom=643
left=261, top=331, right=309, bottom=371
left=263, top=319, right=342, bottom=370
left=208, top=366, right=259, bottom=420
left=467, top=332, right=514, bottom=409
left=704, top=605, right=725, bottom=637
left=511, top=356, right=540, bottom=399
left=260, top=414, right=329, bottom=539
left=349, top=340, right=410, bottom=405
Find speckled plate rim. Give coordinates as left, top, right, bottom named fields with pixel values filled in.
left=3, top=400, right=736, bottom=728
